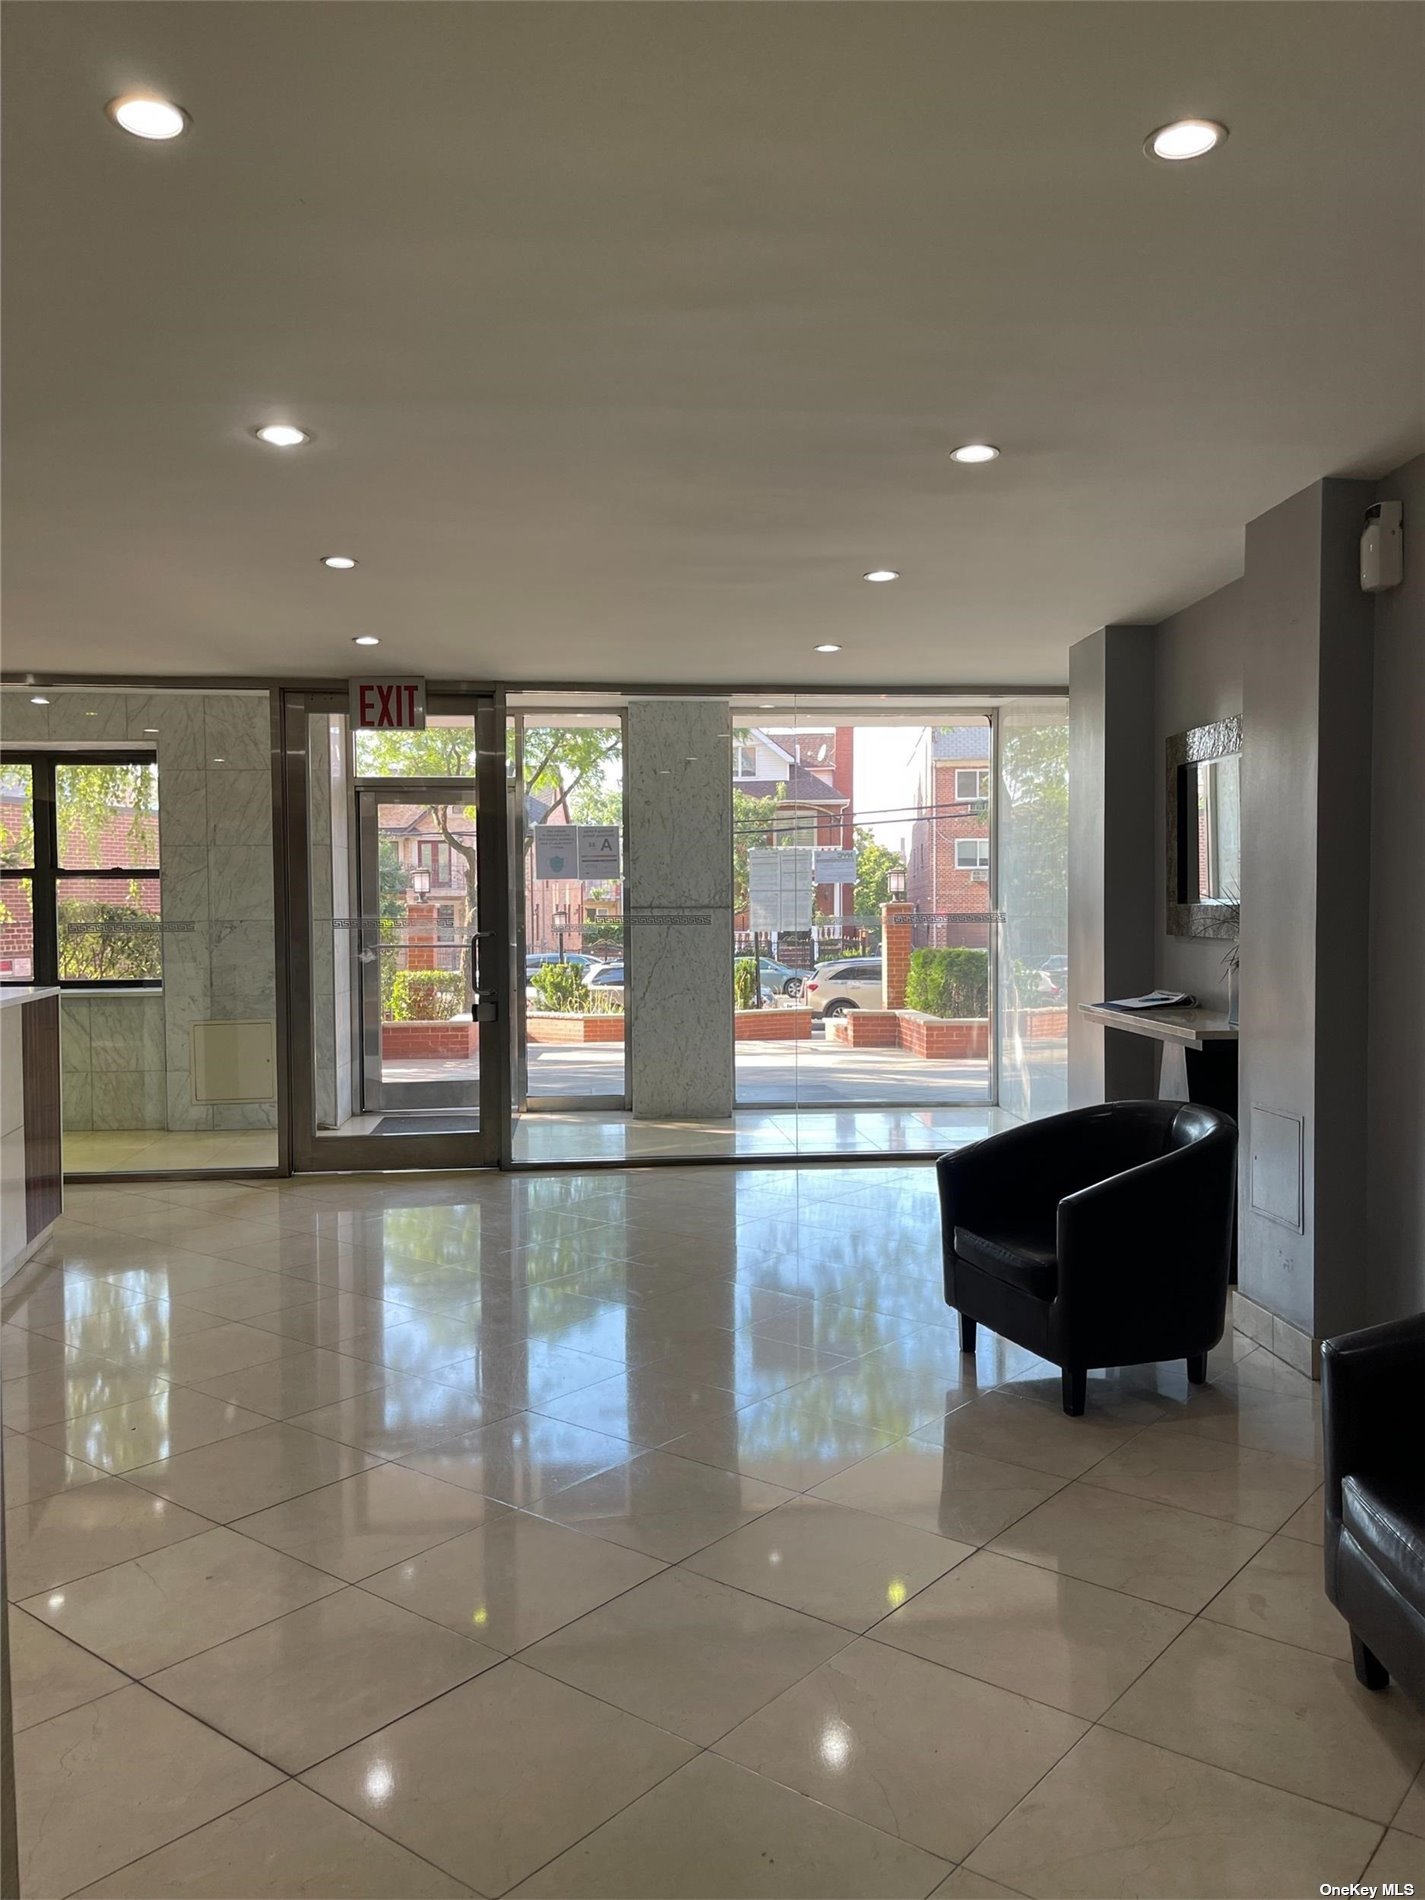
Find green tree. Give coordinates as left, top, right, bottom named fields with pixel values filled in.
left=732, top=784, right=789, bottom=917
left=998, top=719, right=1068, bottom=967
left=0, top=762, right=159, bottom=980
left=354, top=724, right=621, bottom=934
left=852, top=828, right=905, bottom=920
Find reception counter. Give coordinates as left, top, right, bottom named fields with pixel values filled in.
left=2, top=986, right=63, bottom=1284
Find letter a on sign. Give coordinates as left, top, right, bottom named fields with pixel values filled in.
left=349, top=678, right=427, bottom=730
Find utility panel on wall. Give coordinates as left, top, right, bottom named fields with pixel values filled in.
left=190, top=1020, right=277, bottom=1103
left=1249, top=1105, right=1305, bottom=1233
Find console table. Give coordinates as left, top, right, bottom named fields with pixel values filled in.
left=2, top=985, right=63, bottom=1285
left=1078, top=1002, right=1238, bottom=1115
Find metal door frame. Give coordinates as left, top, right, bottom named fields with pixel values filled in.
left=282, top=689, right=509, bottom=1172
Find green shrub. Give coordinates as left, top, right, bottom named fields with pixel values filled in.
left=904, top=947, right=988, bottom=1019
left=386, top=969, right=467, bottom=1022
left=531, top=961, right=591, bottom=1014
left=733, top=957, right=759, bottom=1010
left=56, top=900, right=161, bottom=983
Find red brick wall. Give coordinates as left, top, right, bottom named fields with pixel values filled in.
left=733, top=1008, right=814, bottom=1041
left=381, top=1021, right=480, bottom=1058
left=525, top=1013, right=625, bottom=1044
left=882, top=902, right=913, bottom=1007
left=907, top=756, right=991, bottom=949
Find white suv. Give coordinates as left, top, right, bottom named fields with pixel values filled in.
left=803, top=958, right=883, bottom=1017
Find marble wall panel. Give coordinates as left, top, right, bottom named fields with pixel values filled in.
left=626, top=700, right=734, bottom=1119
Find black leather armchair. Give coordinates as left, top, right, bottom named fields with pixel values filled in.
left=1322, top=1313, right=1425, bottom=1703
left=937, top=1101, right=1238, bottom=1415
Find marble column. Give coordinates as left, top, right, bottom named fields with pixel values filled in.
left=626, top=699, right=734, bottom=1119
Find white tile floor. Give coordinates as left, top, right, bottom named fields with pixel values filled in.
left=4, top=1163, right=1424, bottom=1899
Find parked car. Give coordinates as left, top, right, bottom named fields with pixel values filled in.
left=735, top=953, right=806, bottom=998
left=1034, top=954, right=1068, bottom=1002
left=802, top=957, right=883, bottom=1017
left=586, top=960, right=625, bottom=994
left=526, top=951, right=595, bottom=977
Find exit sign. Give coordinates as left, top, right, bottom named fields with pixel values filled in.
left=349, top=678, right=426, bottom=730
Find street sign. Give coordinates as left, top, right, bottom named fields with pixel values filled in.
left=813, top=847, right=857, bottom=886
left=577, top=826, right=622, bottom=881
left=533, top=824, right=624, bottom=883
left=349, top=677, right=427, bottom=730
left=747, top=846, right=814, bottom=931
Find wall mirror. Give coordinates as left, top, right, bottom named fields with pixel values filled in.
left=1167, top=716, right=1242, bottom=940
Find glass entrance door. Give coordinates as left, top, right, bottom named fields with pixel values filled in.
left=284, top=692, right=508, bottom=1172
left=355, top=783, right=481, bottom=1119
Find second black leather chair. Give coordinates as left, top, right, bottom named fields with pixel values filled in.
left=936, top=1101, right=1239, bottom=1415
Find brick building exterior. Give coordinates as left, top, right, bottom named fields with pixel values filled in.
left=906, top=725, right=992, bottom=949
left=734, top=725, right=854, bottom=927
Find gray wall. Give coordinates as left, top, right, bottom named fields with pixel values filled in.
left=1074, top=469, right=1425, bottom=1341
left=1067, top=627, right=1157, bottom=1106
left=1238, top=479, right=1375, bottom=1340
left=1366, top=453, right=1425, bottom=1321
left=1153, top=579, right=1245, bottom=1010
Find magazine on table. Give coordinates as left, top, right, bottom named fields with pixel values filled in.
left=1099, top=990, right=1196, bottom=1011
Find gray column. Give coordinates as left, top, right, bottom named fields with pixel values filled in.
left=1239, top=478, right=1374, bottom=1343
left=1067, top=627, right=1157, bottom=1106
left=626, top=699, right=734, bottom=1119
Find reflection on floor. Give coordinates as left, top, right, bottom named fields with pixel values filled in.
left=513, top=1106, right=1008, bottom=1163
left=6, top=1163, right=1420, bottom=1899
left=64, top=1130, right=278, bottom=1175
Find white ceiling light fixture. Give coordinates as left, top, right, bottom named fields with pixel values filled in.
left=950, top=443, right=1000, bottom=464
left=321, top=555, right=357, bottom=570
left=106, top=95, right=188, bottom=141
left=814, top=643, right=843, bottom=653
left=1146, top=118, right=1228, bottom=162
left=30, top=695, right=50, bottom=705
left=352, top=635, right=380, bottom=647
left=862, top=569, right=899, bottom=583
left=253, top=424, right=310, bottom=448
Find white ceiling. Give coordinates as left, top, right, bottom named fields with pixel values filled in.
left=3, top=2, right=1421, bottom=688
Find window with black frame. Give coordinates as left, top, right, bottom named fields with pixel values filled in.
left=0, top=754, right=161, bottom=987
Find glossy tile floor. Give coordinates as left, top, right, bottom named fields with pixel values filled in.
left=64, top=1130, right=278, bottom=1175
left=4, top=1164, right=1424, bottom=1900
left=511, top=1105, right=1006, bottom=1164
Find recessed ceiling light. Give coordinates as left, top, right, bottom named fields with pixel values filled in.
left=950, top=443, right=1000, bottom=464
left=254, top=424, right=310, bottom=448
left=814, top=643, right=843, bottom=654
left=321, top=555, right=358, bottom=570
left=106, top=95, right=188, bottom=141
left=862, top=570, right=899, bottom=584
left=30, top=695, right=50, bottom=705
left=352, top=635, right=381, bottom=646
left=1146, top=119, right=1228, bottom=162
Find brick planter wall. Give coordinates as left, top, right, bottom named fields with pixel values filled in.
left=1012, top=1007, right=1067, bottom=1040
left=381, top=1020, right=480, bottom=1059
left=825, top=1011, right=901, bottom=1047
left=896, top=1011, right=988, bottom=1059
left=734, top=1008, right=815, bottom=1042
left=825, top=1010, right=987, bottom=1057
left=526, top=1013, right=625, bottom=1044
